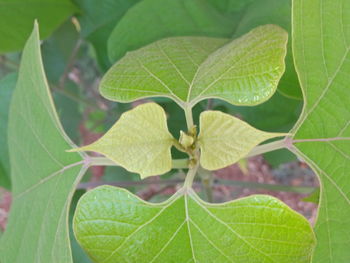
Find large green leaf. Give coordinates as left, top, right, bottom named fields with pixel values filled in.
left=0, top=73, right=17, bottom=189
left=292, top=0, right=350, bottom=261
left=101, top=25, right=287, bottom=108
left=231, top=0, right=301, bottom=99
left=198, top=111, right=286, bottom=170
left=0, top=0, right=77, bottom=53
left=74, top=185, right=315, bottom=262
left=0, top=23, right=87, bottom=263
left=107, top=0, right=235, bottom=62
left=70, top=103, right=175, bottom=178
left=73, top=0, right=140, bottom=69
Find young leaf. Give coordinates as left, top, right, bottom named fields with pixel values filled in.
left=0, top=0, right=77, bottom=53
left=292, top=0, right=350, bottom=261
left=101, top=25, right=288, bottom=108
left=74, top=185, right=315, bottom=263
left=70, top=103, right=175, bottom=178
left=198, top=111, right=286, bottom=170
left=0, top=23, right=87, bottom=263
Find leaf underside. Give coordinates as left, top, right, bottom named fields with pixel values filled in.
left=74, top=186, right=315, bottom=263
left=70, top=103, right=174, bottom=178
left=198, top=111, right=286, bottom=170
left=0, top=23, right=86, bottom=263
left=292, top=0, right=350, bottom=262
left=101, top=25, right=288, bottom=107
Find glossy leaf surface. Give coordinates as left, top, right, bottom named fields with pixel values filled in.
left=198, top=111, right=286, bottom=170
left=70, top=103, right=174, bottom=178
left=101, top=25, right=288, bottom=107
left=0, top=23, right=86, bottom=263
left=0, top=0, right=77, bottom=53
left=74, top=186, right=315, bottom=263
left=292, top=0, right=350, bottom=261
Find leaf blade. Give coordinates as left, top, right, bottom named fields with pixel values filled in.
left=74, top=186, right=316, bottom=263
left=198, top=111, right=286, bottom=170
left=292, top=0, right=350, bottom=261
left=189, top=25, right=288, bottom=106
left=0, top=22, right=86, bottom=263
left=70, top=103, right=174, bottom=178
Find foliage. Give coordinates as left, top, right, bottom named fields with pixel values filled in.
left=0, top=0, right=348, bottom=262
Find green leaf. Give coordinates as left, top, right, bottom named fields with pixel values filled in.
left=0, top=22, right=87, bottom=263
left=231, top=0, right=302, bottom=99
left=0, top=0, right=77, bottom=53
left=292, top=0, right=350, bottom=261
left=74, top=185, right=315, bottom=263
left=101, top=25, right=288, bottom=107
left=70, top=103, right=175, bottom=178
left=73, top=0, right=140, bottom=69
left=198, top=111, right=286, bottom=170
left=107, top=0, right=235, bottom=62
left=0, top=73, right=17, bottom=189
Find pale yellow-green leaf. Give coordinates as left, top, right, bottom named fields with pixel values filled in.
left=198, top=111, right=286, bottom=170
left=69, top=103, right=174, bottom=178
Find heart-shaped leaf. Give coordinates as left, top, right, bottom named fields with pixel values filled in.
left=100, top=25, right=288, bottom=108
left=69, top=103, right=174, bottom=178
left=74, top=186, right=315, bottom=263
left=198, top=111, right=286, bottom=170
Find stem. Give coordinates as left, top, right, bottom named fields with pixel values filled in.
left=78, top=178, right=317, bottom=194
left=246, top=139, right=286, bottom=158
left=184, top=160, right=200, bottom=188
left=88, top=157, right=189, bottom=169
left=215, top=179, right=316, bottom=194
left=199, top=167, right=213, bottom=202
left=184, top=105, right=194, bottom=130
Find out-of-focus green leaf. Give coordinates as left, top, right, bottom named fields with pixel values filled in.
left=54, top=82, right=82, bottom=143
left=292, top=0, right=350, bottom=261
left=69, top=190, right=92, bottom=263
left=74, top=185, right=315, bottom=263
left=264, top=149, right=297, bottom=168
left=227, top=92, right=302, bottom=132
left=0, top=22, right=87, bottom=263
left=0, top=0, right=77, bottom=53
left=42, top=20, right=79, bottom=84
left=0, top=73, right=17, bottom=189
left=107, top=0, right=235, bottom=62
left=73, top=0, right=140, bottom=69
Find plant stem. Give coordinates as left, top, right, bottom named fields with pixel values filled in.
left=184, top=105, right=194, bottom=130
left=88, top=157, right=189, bottom=169
left=184, top=160, right=200, bottom=188
left=246, top=139, right=286, bottom=158
left=77, top=178, right=317, bottom=194
left=215, top=179, right=316, bottom=194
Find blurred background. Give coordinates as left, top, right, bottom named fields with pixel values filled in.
left=0, top=0, right=319, bottom=261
